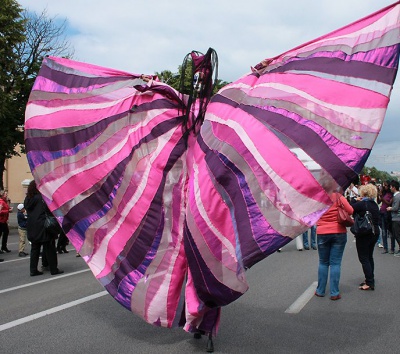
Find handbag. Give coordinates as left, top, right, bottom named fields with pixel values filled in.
left=42, top=199, right=61, bottom=236
left=336, top=194, right=354, bottom=227
left=44, top=212, right=62, bottom=236
left=350, top=201, right=375, bottom=236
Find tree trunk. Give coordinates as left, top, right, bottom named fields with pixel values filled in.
left=0, top=157, right=5, bottom=190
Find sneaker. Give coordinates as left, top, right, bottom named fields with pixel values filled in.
left=378, top=243, right=383, bottom=248
left=389, top=250, right=395, bottom=254
left=304, top=246, right=310, bottom=250
left=394, top=250, right=400, bottom=255
left=394, top=253, right=400, bottom=257
left=18, top=252, right=28, bottom=257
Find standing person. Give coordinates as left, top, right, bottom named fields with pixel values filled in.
left=377, top=181, right=393, bottom=254
left=24, top=180, right=64, bottom=276
left=302, top=225, right=317, bottom=250
left=56, top=230, right=69, bottom=254
left=351, top=184, right=380, bottom=290
left=315, top=191, right=353, bottom=300
left=17, top=204, right=29, bottom=257
left=295, top=234, right=304, bottom=251
left=347, top=182, right=359, bottom=204
left=0, top=190, right=13, bottom=253
left=387, top=180, right=400, bottom=256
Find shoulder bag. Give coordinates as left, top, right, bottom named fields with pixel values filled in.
left=350, top=201, right=375, bottom=236
left=336, top=194, right=354, bottom=227
left=42, top=200, right=61, bottom=237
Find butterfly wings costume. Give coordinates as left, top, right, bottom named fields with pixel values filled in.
left=25, top=2, right=400, bottom=335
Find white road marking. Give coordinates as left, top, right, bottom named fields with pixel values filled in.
left=0, top=291, right=108, bottom=332
left=0, top=269, right=91, bottom=294
left=0, top=247, right=77, bottom=263
left=285, top=281, right=318, bottom=314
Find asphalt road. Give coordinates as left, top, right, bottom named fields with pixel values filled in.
left=1, top=218, right=399, bottom=354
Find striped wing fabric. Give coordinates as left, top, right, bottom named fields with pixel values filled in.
left=200, top=1, right=400, bottom=258
left=25, top=2, right=400, bottom=335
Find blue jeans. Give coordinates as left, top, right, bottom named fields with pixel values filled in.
left=316, top=233, right=347, bottom=297
left=302, top=225, right=316, bottom=248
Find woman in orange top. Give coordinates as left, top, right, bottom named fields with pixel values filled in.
left=315, top=191, right=353, bottom=300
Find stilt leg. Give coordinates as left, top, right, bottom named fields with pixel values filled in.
left=206, top=333, right=214, bottom=353
left=194, top=329, right=205, bottom=339
left=193, top=332, right=202, bottom=339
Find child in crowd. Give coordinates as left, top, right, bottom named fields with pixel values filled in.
left=17, top=204, right=28, bottom=257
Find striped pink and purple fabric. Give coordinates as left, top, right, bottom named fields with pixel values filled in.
left=25, top=2, right=400, bottom=335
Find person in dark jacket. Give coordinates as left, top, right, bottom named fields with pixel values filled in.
left=351, top=183, right=380, bottom=290
left=24, top=180, right=64, bottom=276
left=56, top=230, right=69, bottom=254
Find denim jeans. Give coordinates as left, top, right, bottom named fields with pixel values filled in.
left=316, top=233, right=347, bottom=297
left=302, top=225, right=316, bottom=248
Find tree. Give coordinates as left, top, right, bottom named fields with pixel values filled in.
left=155, top=65, right=229, bottom=94
left=0, top=7, right=73, bottom=189
left=361, top=166, right=398, bottom=183
left=0, top=0, right=26, bottom=189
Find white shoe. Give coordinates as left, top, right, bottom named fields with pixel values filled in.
left=378, top=243, right=383, bottom=248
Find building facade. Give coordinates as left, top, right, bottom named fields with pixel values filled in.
left=4, top=146, right=33, bottom=205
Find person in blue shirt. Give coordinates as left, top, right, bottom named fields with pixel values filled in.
left=17, top=204, right=29, bottom=257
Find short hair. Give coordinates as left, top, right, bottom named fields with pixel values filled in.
left=359, top=184, right=377, bottom=199
left=390, top=180, right=400, bottom=191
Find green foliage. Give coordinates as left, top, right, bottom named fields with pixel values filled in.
left=155, top=64, right=229, bottom=94
left=361, top=166, right=398, bottom=183
left=0, top=3, right=74, bottom=188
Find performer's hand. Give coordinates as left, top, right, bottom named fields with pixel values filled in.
left=140, top=74, right=152, bottom=82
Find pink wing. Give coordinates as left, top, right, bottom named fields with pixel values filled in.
left=24, top=2, right=400, bottom=336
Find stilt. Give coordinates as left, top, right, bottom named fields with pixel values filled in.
left=206, top=333, right=214, bottom=353
left=193, top=329, right=205, bottom=339
left=193, top=332, right=202, bottom=339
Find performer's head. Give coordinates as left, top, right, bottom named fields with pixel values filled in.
left=180, top=48, right=218, bottom=134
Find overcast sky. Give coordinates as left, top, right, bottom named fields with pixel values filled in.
left=18, top=0, right=400, bottom=174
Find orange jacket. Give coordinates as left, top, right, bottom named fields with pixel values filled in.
left=316, top=192, right=353, bottom=235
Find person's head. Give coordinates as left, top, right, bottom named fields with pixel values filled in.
left=17, top=204, right=25, bottom=212
left=179, top=48, right=218, bottom=135
left=382, top=180, right=390, bottom=190
left=359, top=183, right=378, bottom=199
left=390, top=180, right=399, bottom=192
left=26, top=180, right=39, bottom=198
